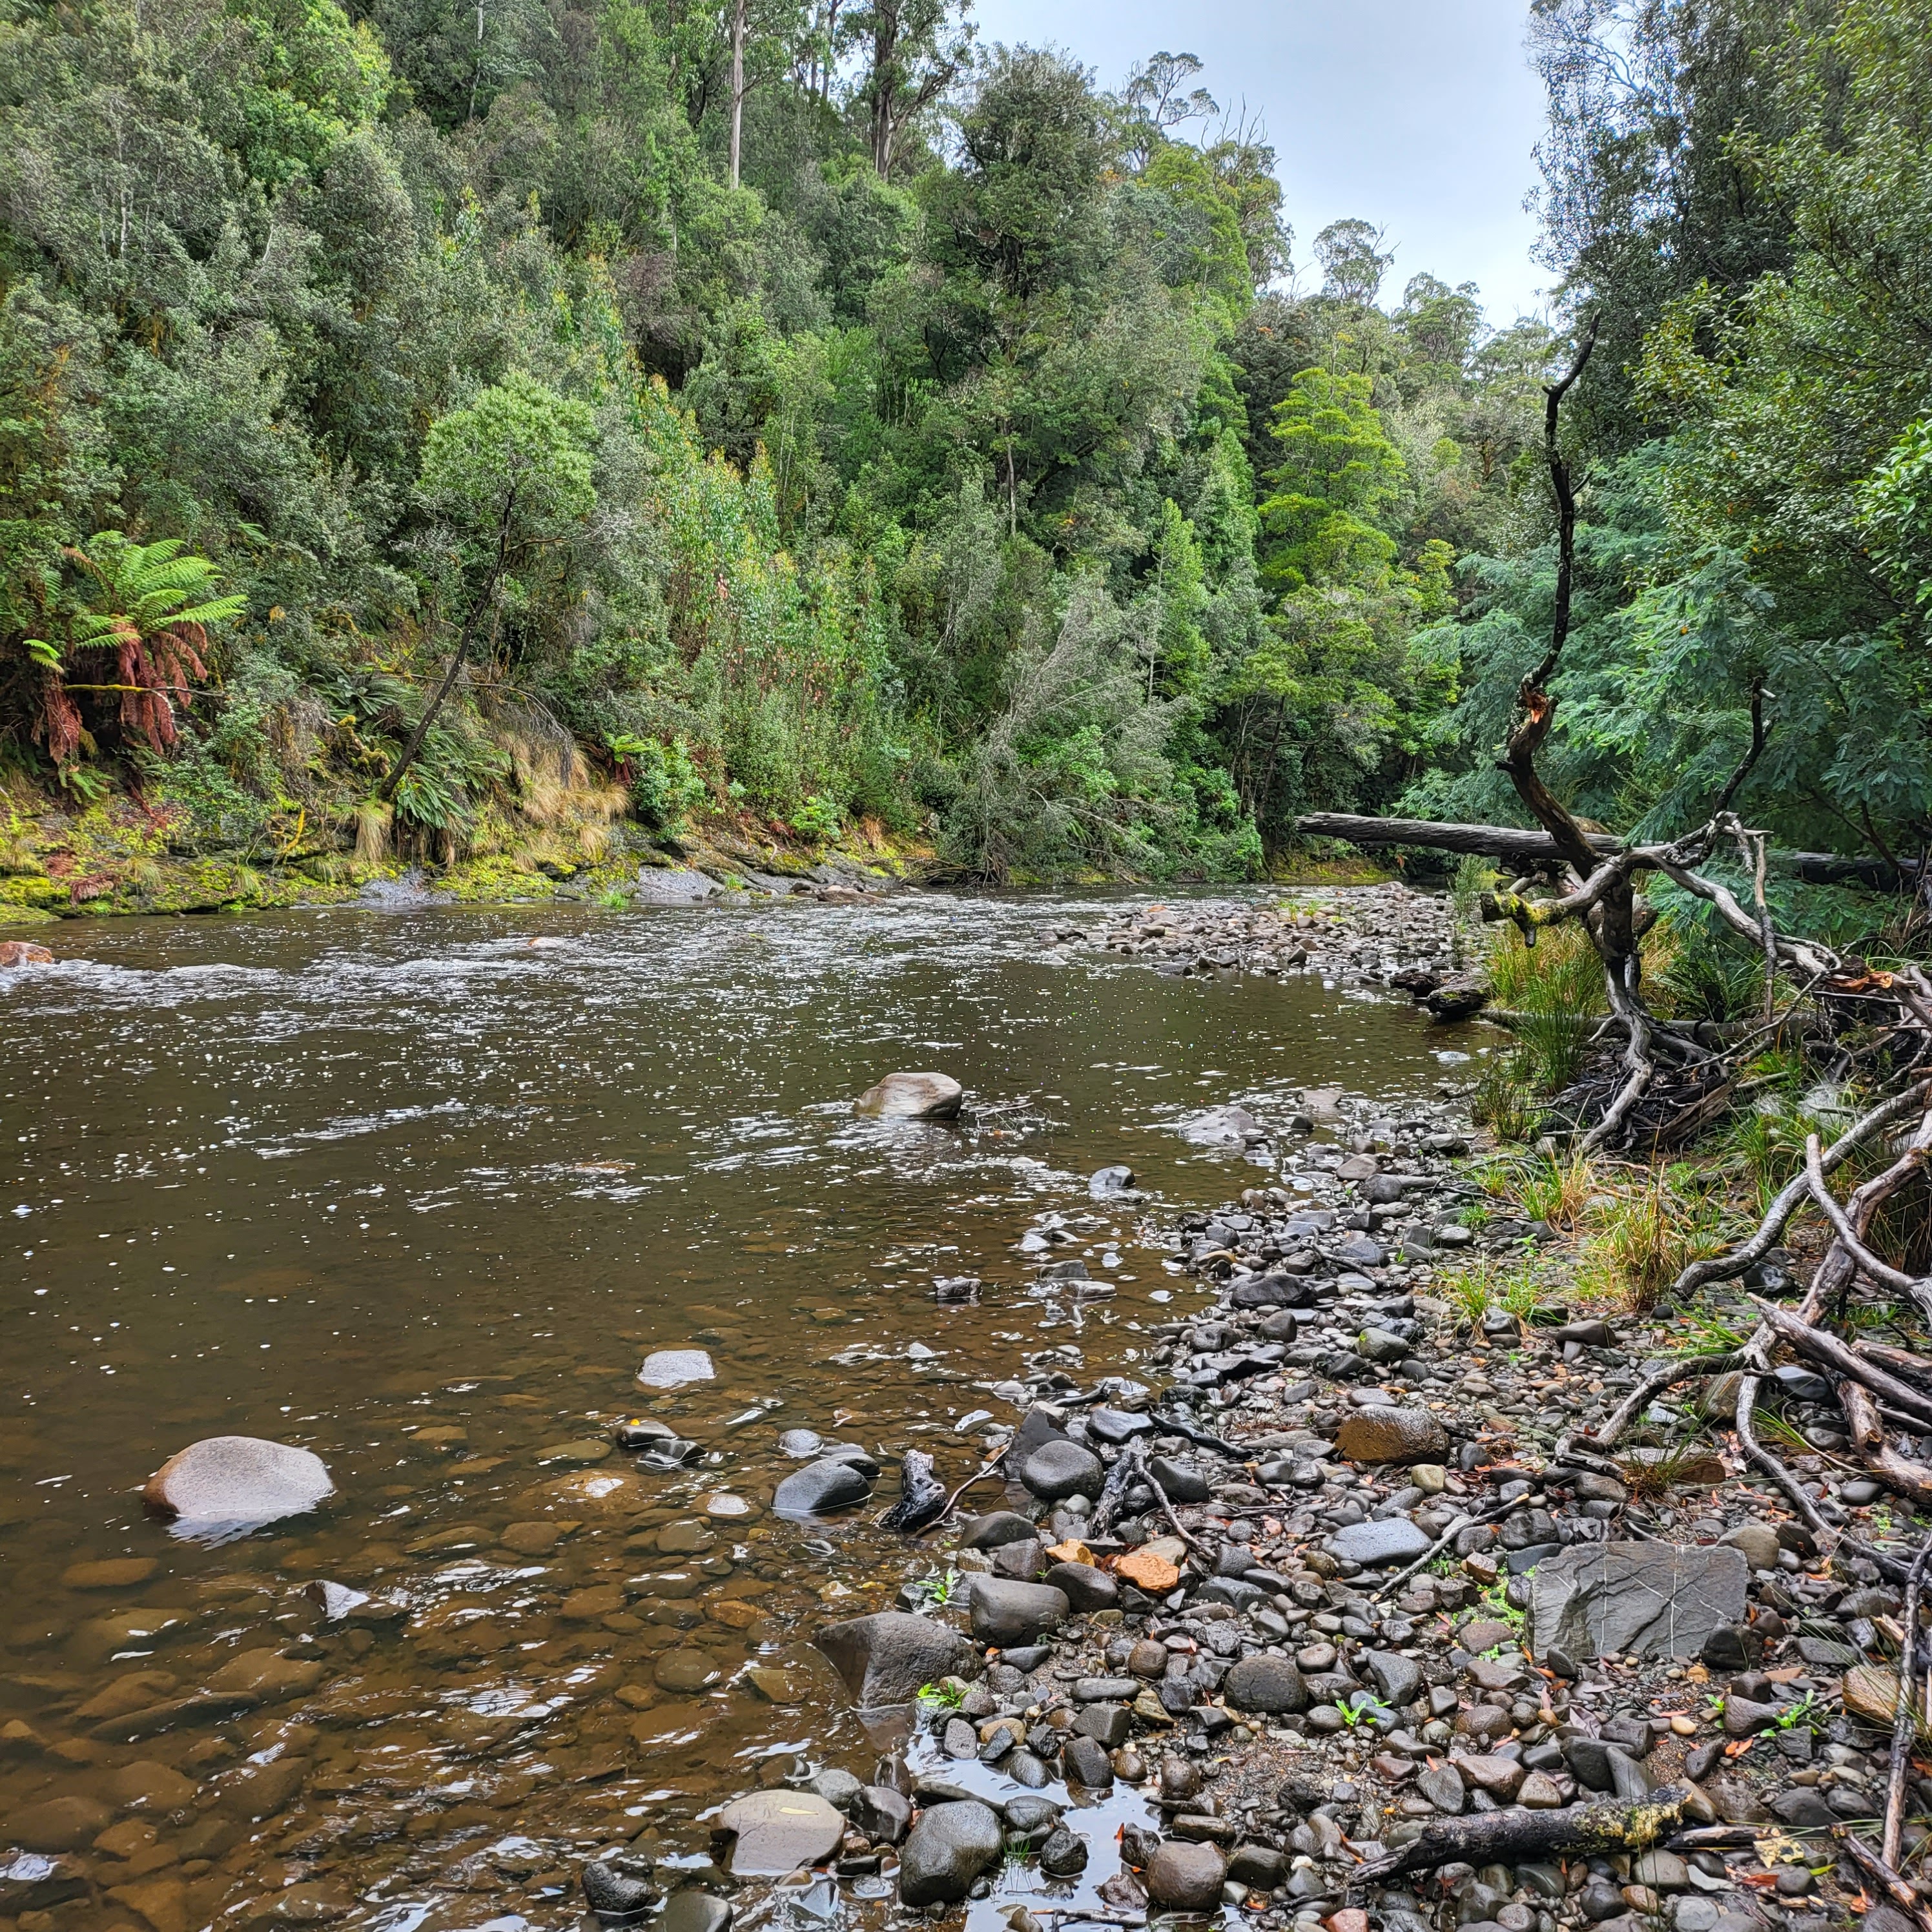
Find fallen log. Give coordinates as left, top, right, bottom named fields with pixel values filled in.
left=1838, top=1382, right=1932, bottom=1509
left=1352, top=1787, right=1687, bottom=1887
left=1294, top=813, right=1905, bottom=889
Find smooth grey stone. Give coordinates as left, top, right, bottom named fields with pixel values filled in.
left=962, top=1510, right=1039, bottom=1550
left=967, top=1577, right=1069, bottom=1647
left=897, top=1800, right=1005, bottom=1905
left=813, top=1612, right=974, bottom=1708
left=1020, top=1440, right=1105, bottom=1503
left=772, top=1457, right=872, bottom=1519
left=1221, top=1655, right=1308, bottom=1714
left=1328, top=1518, right=1433, bottom=1566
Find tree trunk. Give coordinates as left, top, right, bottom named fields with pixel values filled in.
left=728, top=0, right=747, bottom=189
left=1292, top=812, right=1902, bottom=887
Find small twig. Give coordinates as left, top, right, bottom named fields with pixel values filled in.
left=1138, top=1456, right=1207, bottom=1556
left=1372, top=1498, right=1519, bottom=1601
left=925, top=1447, right=1011, bottom=1533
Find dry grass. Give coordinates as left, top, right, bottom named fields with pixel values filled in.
left=353, top=798, right=392, bottom=867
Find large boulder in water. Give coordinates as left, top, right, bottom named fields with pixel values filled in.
left=813, top=1610, right=974, bottom=1707
left=854, top=1073, right=962, bottom=1120
left=897, top=1800, right=1005, bottom=1906
left=0, top=940, right=54, bottom=967
left=637, top=1348, right=715, bottom=1389
left=773, top=1456, right=872, bottom=1519
left=142, top=1437, right=333, bottom=1537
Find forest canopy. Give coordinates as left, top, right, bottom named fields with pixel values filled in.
left=0, top=0, right=1925, bottom=887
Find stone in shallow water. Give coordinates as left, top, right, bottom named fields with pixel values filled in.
left=853, top=1072, right=963, bottom=1120
left=773, top=1457, right=872, bottom=1519
left=1144, top=1840, right=1226, bottom=1911
left=61, top=1557, right=158, bottom=1590
left=655, top=1650, right=723, bottom=1692
left=813, top=1611, right=973, bottom=1707
left=637, top=1350, right=714, bottom=1389
left=142, top=1437, right=333, bottom=1537
left=715, top=1791, right=843, bottom=1878
left=897, top=1800, right=1005, bottom=1905
left=659, top=1893, right=732, bottom=1932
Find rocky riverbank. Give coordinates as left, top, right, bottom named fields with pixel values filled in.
left=655, top=1066, right=1920, bottom=1932
left=0, top=791, right=919, bottom=923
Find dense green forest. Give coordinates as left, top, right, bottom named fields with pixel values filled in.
left=0, top=0, right=1927, bottom=887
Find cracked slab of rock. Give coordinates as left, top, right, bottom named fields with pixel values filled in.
left=1528, top=1543, right=1748, bottom=1661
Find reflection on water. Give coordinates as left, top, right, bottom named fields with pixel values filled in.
left=1, top=889, right=1450, bottom=1932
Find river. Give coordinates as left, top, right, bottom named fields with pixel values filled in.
left=1, top=889, right=1461, bottom=1932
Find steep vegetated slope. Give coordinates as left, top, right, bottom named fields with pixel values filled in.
left=0, top=5, right=1548, bottom=899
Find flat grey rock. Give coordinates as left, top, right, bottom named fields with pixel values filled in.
left=1328, top=1517, right=1433, bottom=1566
left=633, top=867, right=719, bottom=903
left=715, top=1791, right=842, bottom=1877
left=1529, top=1543, right=1747, bottom=1661
left=637, top=1349, right=715, bottom=1388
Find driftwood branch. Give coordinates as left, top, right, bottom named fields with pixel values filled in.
left=1353, top=1787, right=1686, bottom=1887
left=1670, top=1078, right=1932, bottom=1299
left=1752, top=1299, right=1932, bottom=1433
left=1578, top=1351, right=1747, bottom=1453
left=1837, top=1827, right=1932, bottom=1932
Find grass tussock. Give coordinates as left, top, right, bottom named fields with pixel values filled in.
left=1576, top=1161, right=1731, bottom=1311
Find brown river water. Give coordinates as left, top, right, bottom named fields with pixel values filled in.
left=0, top=890, right=1461, bottom=1932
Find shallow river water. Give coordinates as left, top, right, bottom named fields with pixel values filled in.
left=1, top=889, right=1459, bottom=1932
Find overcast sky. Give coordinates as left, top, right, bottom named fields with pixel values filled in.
left=969, top=0, right=1553, bottom=324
